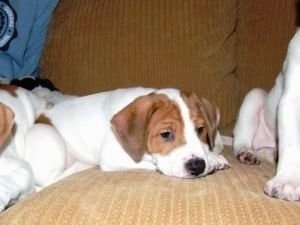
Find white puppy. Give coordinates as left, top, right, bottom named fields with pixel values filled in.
left=0, top=86, right=230, bottom=212
left=233, top=29, right=300, bottom=201
left=0, top=85, right=49, bottom=211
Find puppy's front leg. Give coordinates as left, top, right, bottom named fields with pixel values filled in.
left=233, top=88, right=267, bottom=164
left=264, top=29, right=300, bottom=201
left=0, top=154, right=34, bottom=212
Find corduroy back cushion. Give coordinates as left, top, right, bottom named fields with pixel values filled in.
left=40, top=0, right=238, bottom=128
left=1, top=148, right=300, bottom=225
left=236, top=0, right=295, bottom=99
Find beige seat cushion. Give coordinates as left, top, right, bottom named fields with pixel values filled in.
left=1, top=147, right=300, bottom=225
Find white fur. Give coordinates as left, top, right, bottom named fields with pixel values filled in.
left=233, top=29, right=300, bottom=201
left=0, top=88, right=48, bottom=211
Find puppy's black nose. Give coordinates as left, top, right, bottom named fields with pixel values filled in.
left=185, top=157, right=206, bottom=176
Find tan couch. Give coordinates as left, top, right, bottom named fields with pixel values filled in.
left=1, top=0, right=300, bottom=224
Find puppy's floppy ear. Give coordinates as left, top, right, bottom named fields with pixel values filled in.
left=0, top=102, right=14, bottom=149
left=198, top=97, right=220, bottom=150
left=111, top=94, right=164, bottom=162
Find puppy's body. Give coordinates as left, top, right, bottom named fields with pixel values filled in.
left=233, top=29, right=300, bottom=201
left=37, top=87, right=159, bottom=173
left=0, top=86, right=230, bottom=211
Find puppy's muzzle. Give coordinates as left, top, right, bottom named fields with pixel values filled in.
left=185, top=157, right=206, bottom=176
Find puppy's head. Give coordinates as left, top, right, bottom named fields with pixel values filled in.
left=111, top=89, right=221, bottom=178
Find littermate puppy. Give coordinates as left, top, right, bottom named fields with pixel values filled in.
left=0, top=86, right=230, bottom=212
left=233, top=28, right=300, bottom=201
left=0, top=85, right=49, bottom=212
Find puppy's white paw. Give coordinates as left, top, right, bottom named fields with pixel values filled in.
left=0, top=177, right=20, bottom=212
left=236, top=148, right=260, bottom=165
left=215, top=154, right=231, bottom=170
left=264, top=173, right=300, bottom=201
left=208, top=153, right=231, bottom=174
left=0, top=203, right=6, bottom=213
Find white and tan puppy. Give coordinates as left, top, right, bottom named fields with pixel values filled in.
left=233, top=29, right=300, bottom=201
left=0, top=86, right=230, bottom=212
left=31, top=88, right=230, bottom=178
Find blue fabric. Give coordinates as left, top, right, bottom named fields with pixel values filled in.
left=0, top=0, right=59, bottom=80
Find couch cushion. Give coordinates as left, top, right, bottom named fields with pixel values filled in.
left=1, top=147, right=300, bottom=225
left=236, top=0, right=295, bottom=99
left=41, top=0, right=238, bottom=128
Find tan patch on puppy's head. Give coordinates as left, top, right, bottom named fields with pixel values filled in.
left=181, top=92, right=220, bottom=150
left=0, top=102, right=14, bottom=150
left=146, top=100, right=185, bottom=155
left=111, top=93, right=185, bottom=162
left=0, top=84, right=18, bottom=97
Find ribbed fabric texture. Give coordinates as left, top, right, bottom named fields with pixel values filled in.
left=41, top=0, right=238, bottom=128
left=236, top=0, right=295, bottom=100
left=1, top=147, right=300, bottom=225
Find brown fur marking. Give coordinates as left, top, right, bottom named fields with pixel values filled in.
left=146, top=96, right=185, bottom=155
left=0, top=84, right=18, bottom=97
left=35, top=114, right=52, bottom=125
left=111, top=93, right=186, bottom=161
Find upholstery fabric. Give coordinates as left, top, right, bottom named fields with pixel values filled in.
left=41, top=0, right=239, bottom=128
left=236, top=0, right=296, bottom=99
left=1, top=147, right=300, bottom=225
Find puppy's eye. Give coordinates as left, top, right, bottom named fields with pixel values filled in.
left=196, top=127, right=204, bottom=136
left=160, top=131, right=174, bottom=141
